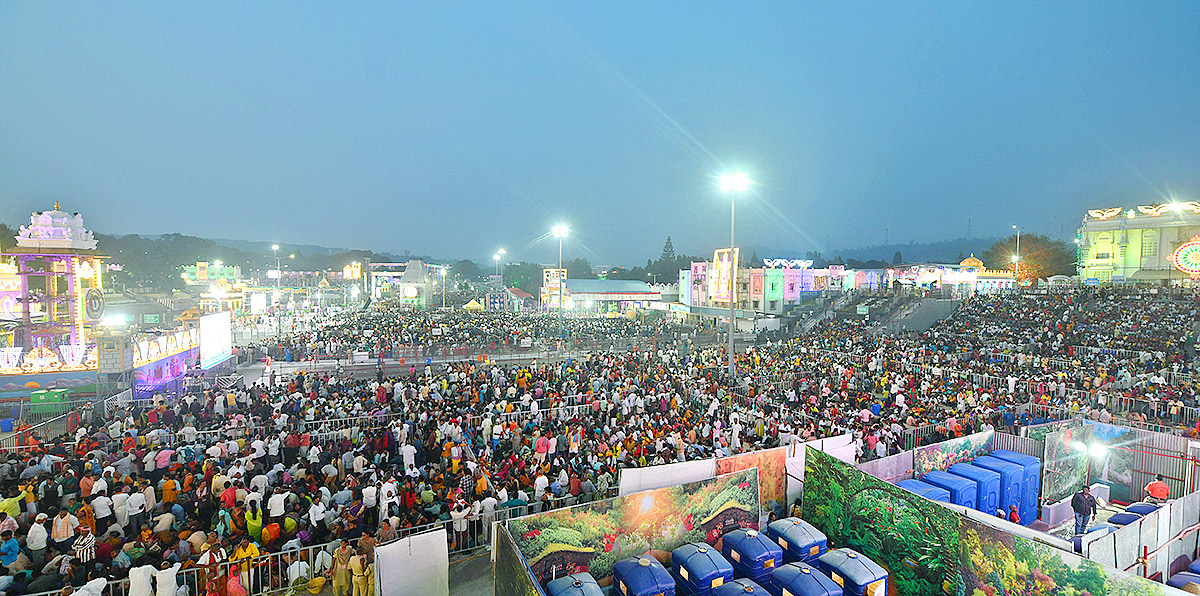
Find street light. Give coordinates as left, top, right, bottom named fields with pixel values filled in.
left=440, top=266, right=447, bottom=308
left=494, top=248, right=507, bottom=277
left=718, top=172, right=750, bottom=385
left=1012, top=224, right=1022, bottom=283
left=552, top=225, right=569, bottom=340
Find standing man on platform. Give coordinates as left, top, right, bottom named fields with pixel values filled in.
left=1072, top=486, right=1098, bottom=535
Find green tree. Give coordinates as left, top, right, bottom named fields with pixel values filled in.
left=660, top=236, right=676, bottom=263
left=893, top=250, right=903, bottom=264
left=564, top=257, right=595, bottom=280
left=0, top=223, right=15, bottom=252
left=449, top=259, right=484, bottom=280
left=501, top=261, right=543, bottom=296
left=981, top=234, right=1075, bottom=282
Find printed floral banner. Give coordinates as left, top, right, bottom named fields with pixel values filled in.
left=1023, top=417, right=1081, bottom=442
left=912, top=429, right=994, bottom=477
left=803, top=447, right=1182, bottom=596
left=507, top=468, right=760, bottom=587
left=716, top=446, right=788, bottom=519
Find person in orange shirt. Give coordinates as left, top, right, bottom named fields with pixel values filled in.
left=1145, top=475, right=1170, bottom=503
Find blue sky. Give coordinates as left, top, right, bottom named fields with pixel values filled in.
left=1, top=2, right=1198, bottom=265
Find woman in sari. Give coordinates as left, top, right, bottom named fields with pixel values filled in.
left=342, top=498, right=364, bottom=539
left=245, top=502, right=263, bottom=543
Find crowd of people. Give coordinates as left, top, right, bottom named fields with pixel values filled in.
left=0, top=288, right=1194, bottom=596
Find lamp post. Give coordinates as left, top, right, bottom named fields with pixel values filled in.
left=1012, top=224, right=1021, bottom=286
left=719, top=172, right=750, bottom=385
left=553, top=225, right=569, bottom=341
left=271, top=245, right=281, bottom=333
left=494, top=248, right=506, bottom=278
left=440, top=266, right=446, bottom=308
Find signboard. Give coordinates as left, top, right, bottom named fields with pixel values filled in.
left=678, top=270, right=692, bottom=306
left=84, top=288, right=105, bottom=321
left=857, top=305, right=870, bottom=315
left=142, top=314, right=160, bottom=324
left=710, top=248, right=739, bottom=303
left=541, top=268, right=566, bottom=307
left=750, top=269, right=764, bottom=297
left=1084, top=278, right=1101, bottom=286
left=249, top=293, right=267, bottom=315
left=199, top=311, right=233, bottom=369
left=763, top=259, right=813, bottom=269
left=690, top=261, right=707, bottom=306
left=765, top=268, right=784, bottom=301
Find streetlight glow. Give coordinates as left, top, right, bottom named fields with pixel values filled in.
left=493, top=253, right=500, bottom=261
left=272, top=244, right=279, bottom=251
left=552, top=224, right=569, bottom=238
left=719, top=172, right=751, bottom=193
left=1011, top=255, right=1019, bottom=263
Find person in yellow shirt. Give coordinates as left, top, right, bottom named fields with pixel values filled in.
left=0, top=487, right=27, bottom=518
left=231, top=536, right=261, bottom=591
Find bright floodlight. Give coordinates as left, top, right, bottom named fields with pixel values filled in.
left=498, top=248, right=507, bottom=255
left=1011, top=255, right=1019, bottom=263
left=719, top=172, right=750, bottom=193
left=440, top=267, right=446, bottom=277
left=552, top=225, right=569, bottom=238
left=493, top=253, right=501, bottom=261
left=272, top=244, right=279, bottom=251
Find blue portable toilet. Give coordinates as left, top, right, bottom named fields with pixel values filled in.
left=990, top=450, right=1041, bottom=525
left=947, top=463, right=1001, bottom=514
left=672, top=543, right=733, bottom=596
left=721, top=529, right=784, bottom=584
left=895, top=479, right=951, bottom=504
left=713, top=578, right=773, bottom=596
left=614, top=556, right=676, bottom=596
left=546, top=573, right=604, bottom=596
left=971, top=456, right=1023, bottom=522
left=817, top=549, right=887, bottom=596
left=921, top=470, right=977, bottom=510
left=767, top=562, right=842, bottom=596
left=765, top=518, right=827, bottom=564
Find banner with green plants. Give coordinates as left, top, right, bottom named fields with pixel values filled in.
left=802, top=448, right=1182, bottom=596
left=1043, top=424, right=1091, bottom=504
left=1024, top=417, right=1081, bottom=442
left=506, top=468, right=760, bottom=587
left=912, top=429, right=994, bottom=477
left=716, top=446, right=787, bottom=518
left=495, top=525, right=543, bottom=596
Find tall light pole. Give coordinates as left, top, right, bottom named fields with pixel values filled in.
left=1012, top=224, right=1022, bottom=285
left=720, top=172, right=750, bottom=385
left=439, top=266, right=446, bottom=308
left=494, top=248, right=506, bottom=277
left=271, top=245, right=281, bottom=333
left=553, top=225, right=569, bottom=341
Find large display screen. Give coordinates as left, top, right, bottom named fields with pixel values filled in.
left=199, top=311, right=233, bottom=369
left=709, top=248, right=738, bottom=303
left=249, top=293, right=267, bottom=315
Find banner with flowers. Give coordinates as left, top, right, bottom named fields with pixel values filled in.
left=505, top=468, right=760, bottom=587
left=912, top=429, right=993, bottom=477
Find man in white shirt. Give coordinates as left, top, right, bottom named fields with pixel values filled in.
left=267, top=488, right=289, bottom=525
left=126, top=490, right=147, bottom=533
left=362, top=483, right=378, bottom=529
left=92, top=493, right=114, bottom=536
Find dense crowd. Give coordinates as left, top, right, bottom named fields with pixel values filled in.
left=0, top=289, right=1196, bottom=596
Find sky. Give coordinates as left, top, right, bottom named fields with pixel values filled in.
left=1, top=2, right=1198, bottom=266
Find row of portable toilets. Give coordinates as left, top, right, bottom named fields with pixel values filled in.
left=545, top=518, right=888, bottom=596
left=895, top=449, right=1041, bottom=526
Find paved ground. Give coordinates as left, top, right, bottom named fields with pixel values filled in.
left=449, top=551, right=494, bottom=595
